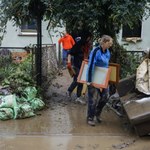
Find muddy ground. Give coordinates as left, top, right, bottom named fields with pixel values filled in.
left=0, top=69, right=149, bottom=150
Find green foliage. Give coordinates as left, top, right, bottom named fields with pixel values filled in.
left=1, top=0, right=150, bottom=79
left=1, top=0, right=150, bottom=40
left=1, top=54, right=36, bottom=95
left=110, top=41, right=142, bottom=78
left=0, top=49, right=11, bottom=64
left=44, top=0, right=150, bottom=39
left=0, top=0, right=150, bottom=42
left=0, top=49, right=13, bottom=81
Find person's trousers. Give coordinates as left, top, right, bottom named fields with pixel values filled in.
left=62, top=49, right=68, bottom=67
left=87, top=85, right=109, bottom=119
left=68, top=67, right=83, bottom=97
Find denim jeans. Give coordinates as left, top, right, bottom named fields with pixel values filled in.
left=87, top=85, right=109, bottom=119
left=62, top=49, right=69, bottom=67
left=68, top=67, right=83, bottom=97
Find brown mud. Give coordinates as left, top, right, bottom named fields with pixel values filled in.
left=0, top=69, right=149, bottom=150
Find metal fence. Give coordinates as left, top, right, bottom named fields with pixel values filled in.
left=124, top=50, right=145, bottom=64
left=0, top=46, right=146, bottom=85
left=0, top=45, right=58, bottom=88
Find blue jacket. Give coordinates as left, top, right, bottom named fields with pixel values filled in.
left=86, top=46, right=110, bottom=82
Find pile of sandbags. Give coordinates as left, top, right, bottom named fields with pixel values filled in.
left=0, top=86, right=45, bottom=120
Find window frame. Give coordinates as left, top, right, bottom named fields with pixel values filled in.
left=122, top=20, right=142, bottom=42
left=18, top=20, right=37, bottom=36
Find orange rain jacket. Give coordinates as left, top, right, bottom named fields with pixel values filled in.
left=58, top=34, right=75, bottom=50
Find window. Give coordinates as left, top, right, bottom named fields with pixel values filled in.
left=122, top=20, right=142, bottom=39
left=19, top=20, right=37, bottom=36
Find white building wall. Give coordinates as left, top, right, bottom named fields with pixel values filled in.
left=1, top=16, right=150, bottom=52
left=117, top=16, right=150, bottom=51
left=1, top=21, right=63, bottom=49
left=1, top=20, right=65, bottom=60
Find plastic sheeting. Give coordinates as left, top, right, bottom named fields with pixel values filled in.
left=136, top=58, right=150, bottom=95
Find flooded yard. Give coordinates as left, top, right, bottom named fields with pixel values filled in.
left=0, top=69, right=149, bottom=150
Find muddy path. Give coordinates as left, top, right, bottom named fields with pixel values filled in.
left=0, top=69, right=149, bottom=150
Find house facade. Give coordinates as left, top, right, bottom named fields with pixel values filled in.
left=117, top=16, right=150, bottom=52
left=1, top=20, right=63, bottom=50
left=1, top=16, right=150, bottom=53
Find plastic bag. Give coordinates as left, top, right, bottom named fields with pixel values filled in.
left=30, top=98, right=45, bottom=111
left=0, top=108, right=13, bottom=120
left=136, top=58, right=150, bottom=95
left=16, top=102, right=35, bottom=119
left=0, top=94, right=17, bottom=108
left=22, top=87, right=37, bottom=101
left=0, top=94, right=18, bottom=119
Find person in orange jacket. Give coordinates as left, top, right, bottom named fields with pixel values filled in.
left=58, top=31, right=75, bottom=69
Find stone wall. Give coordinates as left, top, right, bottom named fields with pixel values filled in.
left=41, top=45, right=59, bottom=88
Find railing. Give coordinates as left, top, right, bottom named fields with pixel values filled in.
left=0, top=47, right=146, bottom=84
left=0, top=45, right=58, bottom=87
left=125, top=50, right=145, bottom=64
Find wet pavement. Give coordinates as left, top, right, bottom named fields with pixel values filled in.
left=0, top=70, right=149, bottom=150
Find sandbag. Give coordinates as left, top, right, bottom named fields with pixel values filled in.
left=16, top=102, right=35, bottom=119
left=0, top=108, right=14, bottom=120
left=0, top=94, right=17, bottom=108
left=22, top=86, right=37, bottom=101
left=30, top=98, right=45, bottom=111
left=0, top=94, right=18, bottom=119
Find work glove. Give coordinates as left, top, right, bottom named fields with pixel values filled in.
left=67, top=62, right=72, bottom=70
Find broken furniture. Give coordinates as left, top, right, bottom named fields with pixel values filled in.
left=117, top=75, right=150, bottom=136
left=123, top=97, right=150, bottom=136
